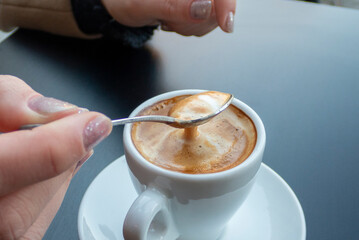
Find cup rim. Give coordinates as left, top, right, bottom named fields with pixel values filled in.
left=123, top=89, right=266, bottom=181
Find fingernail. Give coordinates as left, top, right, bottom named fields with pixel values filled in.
left=83, top=116, right=112, bottom=151
left=190, top=0, right=212, bottom=20
left=28, top=96, right=77, bottom=115
left=78, top=108, right=89, bottom=114
left=225, top=11, right=234, bottom=33
left=73, top=150, right=94, bottom=176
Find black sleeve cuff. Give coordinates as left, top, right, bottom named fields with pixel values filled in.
left=71, top=0, right=157, bottom=48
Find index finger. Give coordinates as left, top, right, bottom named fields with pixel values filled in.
left=214, top=0, right=236, bottom=33
left=0, top=75, right=82, bottom=132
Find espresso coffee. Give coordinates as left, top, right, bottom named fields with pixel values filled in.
left=131, top=93, right=257, bottom=174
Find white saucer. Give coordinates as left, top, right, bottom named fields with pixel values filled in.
left=78, top=156, right=306, bottom=240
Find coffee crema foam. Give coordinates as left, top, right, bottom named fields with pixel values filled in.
left=131, top=94, right=257, bottom=174
left=168, top=91, right=231, bottom=120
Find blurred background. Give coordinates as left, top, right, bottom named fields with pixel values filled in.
left=0, top=0, right=359, bottom=42
left=318, top=0, right=359, bottom=8
left=297, top=0, right=359, bottom=8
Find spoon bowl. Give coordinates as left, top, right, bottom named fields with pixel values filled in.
left=113, top=94, right=233, bottom=128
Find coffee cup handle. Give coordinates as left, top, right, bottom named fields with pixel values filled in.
left=123, top=188, right=178, bottom=240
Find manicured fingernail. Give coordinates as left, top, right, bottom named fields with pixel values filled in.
left=83, top=116, right=112, bottom=151
left=73, top=150, right=94, bottom=176
left=190, top=0, right=212, bottom=20
left=225, top=11, right=234, bottom=33
left=28, top=96, right=77, bottom=115
left=78, top=108, right=89, bottom=114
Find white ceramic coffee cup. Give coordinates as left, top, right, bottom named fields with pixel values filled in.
left=123, top=90, right=266, bottom=240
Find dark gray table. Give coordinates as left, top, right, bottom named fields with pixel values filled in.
left=0, top=0, right=358, bottom=239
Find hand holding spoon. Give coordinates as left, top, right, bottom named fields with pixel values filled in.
left=20, top=91, right=233, bottom=130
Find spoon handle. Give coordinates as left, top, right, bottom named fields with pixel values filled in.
left=19, top=115, right=177, bottom=130
left=111, top=115, right=176, bottom=126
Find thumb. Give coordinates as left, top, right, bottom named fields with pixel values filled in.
left=0, top=75, right=84, bottom=132
left=0, top=112, right=112, bottom=196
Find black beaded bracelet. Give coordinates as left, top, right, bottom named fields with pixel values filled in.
left=71, top=0, right=157, bottom=48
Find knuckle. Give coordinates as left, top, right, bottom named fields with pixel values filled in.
left=161, top=0, right=177, bottom=19
left=0, top=74, right=17, bottom=81
left=0, top=75, right=16, bottom=89
left=0, top=75, right=22, bottom=86
left=0, top=75, right=35, bottom=100
left=128, top=0, right=141, bottom=10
